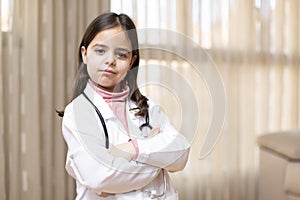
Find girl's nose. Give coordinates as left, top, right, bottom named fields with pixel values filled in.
left=105, top=53, right=116, bottom=66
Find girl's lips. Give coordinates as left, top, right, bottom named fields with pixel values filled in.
left=100, top=69, right=116, bottom=75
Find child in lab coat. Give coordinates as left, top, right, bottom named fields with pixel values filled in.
left=60, top=12, right=190, bottom=199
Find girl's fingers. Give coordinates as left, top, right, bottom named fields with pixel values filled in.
left=149, top=127, right=161, bottom=137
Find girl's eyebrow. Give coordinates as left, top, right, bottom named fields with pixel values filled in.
left=91, top=43, right=131, bottom=52
left=91, top=44, right=107, bottom=48
left=116, top=47, right=131, bottom=52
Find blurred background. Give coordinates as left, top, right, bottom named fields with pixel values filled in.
left=0, top=0, right=299, bottom=199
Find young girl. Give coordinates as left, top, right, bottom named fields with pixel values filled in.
left=61, top=12, right=190, bottom=199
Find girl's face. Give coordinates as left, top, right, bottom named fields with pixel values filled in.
left=81, top=26, right=136, bottom=92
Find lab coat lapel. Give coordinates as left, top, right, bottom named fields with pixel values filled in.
left=83, top=83, right=115, bottom=120
left=126, top=100, right=144, bottom=138
left=84, top=83, right=144, bottom=138
left=84, top=83, right=132, bottom=137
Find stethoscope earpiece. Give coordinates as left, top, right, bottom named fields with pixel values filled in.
left=142, top=170, right=167, bottom=199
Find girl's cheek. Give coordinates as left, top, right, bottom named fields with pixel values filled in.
left=118, top=60, right=132, bottom=69
left=87, top=53, right=105, bottom=68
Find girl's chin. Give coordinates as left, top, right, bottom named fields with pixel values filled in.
left=95, top=82, right=120, bottom=92
left=90, top=79, right=123, bottom=92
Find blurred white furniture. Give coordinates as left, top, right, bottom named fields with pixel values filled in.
left=257, top=130, right=300, bottom=200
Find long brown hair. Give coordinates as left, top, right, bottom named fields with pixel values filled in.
left=58, top=12, right=148, bottom=117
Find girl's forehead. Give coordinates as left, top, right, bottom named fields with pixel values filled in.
left=89, top=27, right=132, bottom=49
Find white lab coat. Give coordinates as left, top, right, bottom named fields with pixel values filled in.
left=62, top=83, right=190, bottom=200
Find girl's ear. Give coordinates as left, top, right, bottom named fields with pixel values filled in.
left=130, top=55, right=137, bottom=68
left=81, top=46, right=87, bottom=64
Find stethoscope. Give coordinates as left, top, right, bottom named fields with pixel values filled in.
left=83, top=92, right=167, bottom=198
left=82, top=92, right=153, bottom=148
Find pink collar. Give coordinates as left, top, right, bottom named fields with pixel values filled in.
left=88, top=80, right=130, bottom=103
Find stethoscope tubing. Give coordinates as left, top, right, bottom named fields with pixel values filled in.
left=83, top=92, right=109, bottom=149
left=82, top=92, right=153, bottom=148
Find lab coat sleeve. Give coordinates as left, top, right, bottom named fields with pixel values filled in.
left=135, top=103, right=191, bottom=172
left=62, top=103, right=160, bottom=194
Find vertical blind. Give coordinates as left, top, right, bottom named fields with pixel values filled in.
left=0, top=0, right=299, bottom=199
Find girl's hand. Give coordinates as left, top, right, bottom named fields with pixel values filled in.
left=108, top=128, right=161, bottom=160
left=108, top=142, right=135, bottom=161
left=148, top=127, right=161, bottom=137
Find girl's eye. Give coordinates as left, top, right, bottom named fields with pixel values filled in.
left=116, top=52, right=128, bottom=58
left=95, top=49, right=105, bottom=54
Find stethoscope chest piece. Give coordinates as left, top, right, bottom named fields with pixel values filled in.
left=139, top=113, right=153, bottom=138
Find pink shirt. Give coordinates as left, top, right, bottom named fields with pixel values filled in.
left=88, top=80, right=130, bottom=134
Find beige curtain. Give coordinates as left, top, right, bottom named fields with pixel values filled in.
left=111, top=0, right=300, bottom=200
left=1, top=0, right=299, bottom=199
left=0, top=0, right=110, bottom=199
